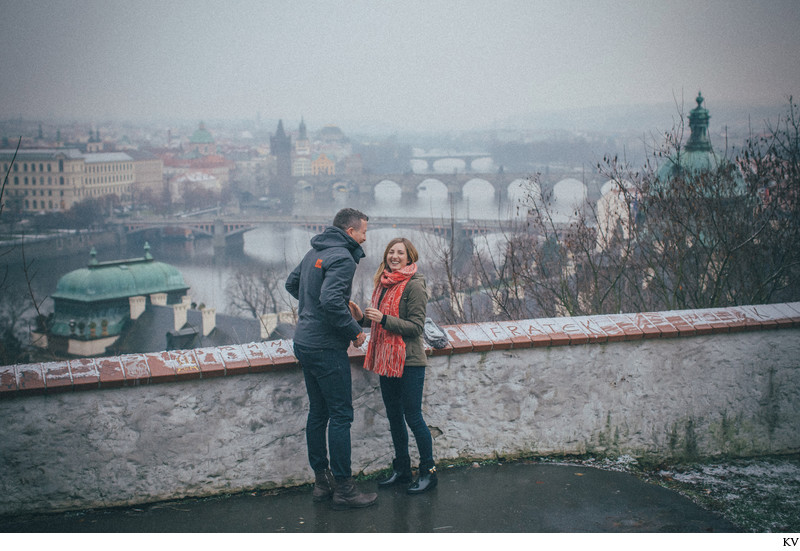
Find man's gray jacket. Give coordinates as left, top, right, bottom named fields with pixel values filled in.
left=286, top=225, right=365, bottom=350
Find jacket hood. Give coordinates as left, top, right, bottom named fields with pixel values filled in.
left=311, top=226, right=365, bottom=262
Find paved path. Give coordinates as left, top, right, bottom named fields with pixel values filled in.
left=0, top=462, right=739, bottom=533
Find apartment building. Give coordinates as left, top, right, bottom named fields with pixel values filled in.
left=1, top=149, right=85, bottom=213
left=311, top=153, right=335, bottom=176
left=126, top=150, right=165, bottom=198
left=1, top=148, right=161, bottom=213
left=82, top=152, right=134, bottom=203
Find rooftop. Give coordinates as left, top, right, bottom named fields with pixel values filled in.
left=83, top=152, right=134, bottom=163
left=51, top=245, right=188, bottom=303
left=0, top=148, right=83, bottom=160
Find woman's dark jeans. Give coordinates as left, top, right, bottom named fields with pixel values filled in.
left=379, top=365, right=435, bottom=470
left=294, top=343, right=353, bottom=479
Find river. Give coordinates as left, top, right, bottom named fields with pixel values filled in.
left=6, top=189, right=523, bottom=318
left=150, top=189, right=519, bottom=314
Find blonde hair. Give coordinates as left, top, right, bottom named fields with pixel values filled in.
left=373, top=237, right=419, bottom=287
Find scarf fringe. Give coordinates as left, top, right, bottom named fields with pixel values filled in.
left=364, top=338, right=405, bottom=377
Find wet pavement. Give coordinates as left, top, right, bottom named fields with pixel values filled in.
left=0, top=462, right=739, bottom=533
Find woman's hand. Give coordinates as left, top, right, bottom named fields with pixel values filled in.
left=364, top=307, right=383, bottom=323
left=348, top=301, right=363, bottom=321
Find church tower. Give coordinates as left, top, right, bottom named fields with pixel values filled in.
left=270, top=120, right=293, bottom=203
left=655, top=92, right=744, bottom=197
left=293, top=117, right=312, bottom=176
left=684, top=92, right=712, bottom=153
left=296, top=117, right=310, bottom=156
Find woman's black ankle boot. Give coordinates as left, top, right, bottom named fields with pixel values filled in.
left=407, top=465, right=438, bottom=494
left=378, top=458, right=412, bottom=487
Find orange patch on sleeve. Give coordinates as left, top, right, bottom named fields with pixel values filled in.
left=315, top=258, right=323, bottom=268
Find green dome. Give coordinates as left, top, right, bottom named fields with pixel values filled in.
left=656, top=146, right=722, bottom=182
left=655, top=92, right=744, bottom=196
left=190, top=122, right=214, bottom=144
left=53, top=246, right=188, bottom=303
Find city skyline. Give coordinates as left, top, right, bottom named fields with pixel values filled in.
left=1, top=0, right=799, bottom=132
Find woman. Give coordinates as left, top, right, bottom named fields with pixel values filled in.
left=357, top=237, right=437, bottom=494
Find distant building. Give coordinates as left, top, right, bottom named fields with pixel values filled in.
left=0, top=148, right=85, bottom=213
left=158, top=123, right=232, bottom=204
left=126, top=149, right=165, bottom=201
left=228, top=148, right=272, bottom=197
left=82, top=152, right=135, bottom=203
left=295, top=117, right=310, bottom=156
left=85, top=130, right=104, bottom=153
left=168, top=171, right=221, bottom=203
left=269, top=120, right=293, bottom=201
left=293, top=156, right=312, bottom=177
left=316, top=125, right=352, bottom=162
left=292, top=117, right=312, bottom=177
left=188, top=122, right=216, bottom=156
left=0, top=148, right=148, bottom=213
left=311, top=153, right=335, bottom=176
left=0, top=148, right=163, bottom=213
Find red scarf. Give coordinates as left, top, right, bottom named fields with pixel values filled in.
left=363, top=262, right=417, bottom=377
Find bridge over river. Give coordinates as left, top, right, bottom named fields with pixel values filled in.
left=117, top=214, right=521, bottom=250
left=297, top=171, right=535, bottom=202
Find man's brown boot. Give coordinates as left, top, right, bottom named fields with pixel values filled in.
left=331, top=477, right=378, bottom=509
left=312, top=469, right=335, bottom=502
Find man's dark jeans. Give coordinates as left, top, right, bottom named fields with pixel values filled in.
left=379, top=365, right=434, bottom=470
left=294, top=343, right=354, bottom=479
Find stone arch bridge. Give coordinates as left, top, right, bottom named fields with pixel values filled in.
left=295, top=172, right=533, bottom=202
left=409, top=152, right=492, bottom=172
left=118, top=215, right=508, bottom=251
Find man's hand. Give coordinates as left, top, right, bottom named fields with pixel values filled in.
left=353, top=332, right=366, bottom=347
left=348, top=300, right=363, bottom=321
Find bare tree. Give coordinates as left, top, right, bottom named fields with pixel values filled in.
left=225, top=264, right=294, bottom=318
left=419, top=209, right=488, bottom=324
left=1, top=137, right=41, bottom=365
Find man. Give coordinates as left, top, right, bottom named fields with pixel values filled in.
left=285, top=207, right=377, bottom=509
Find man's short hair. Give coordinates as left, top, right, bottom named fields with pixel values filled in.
left=333, top=208, right=369, bottom=231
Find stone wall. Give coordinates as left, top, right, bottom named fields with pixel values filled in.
left=1, top=303, right=798, bottom=516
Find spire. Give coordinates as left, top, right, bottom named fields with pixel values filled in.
left=299, top=117, right=307, bottom=140
left=89, top=247, right=98, bottom=266
left=275, top=119, right=287, bottom=138
left=685, top=91, right=712, bottom=152
left=144, top=242, right=153, bottom=260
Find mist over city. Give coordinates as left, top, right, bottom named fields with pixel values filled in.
left=2, top=0, right=798, bottom=131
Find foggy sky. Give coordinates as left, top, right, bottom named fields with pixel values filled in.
left=1, top=0, right=799, bottom=132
